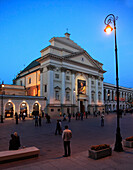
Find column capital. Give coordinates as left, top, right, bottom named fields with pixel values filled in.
left=71, top=70, right=76, bottom=74
left=61, top=67, right=67, bottom=72
left=47, top=65, right=55, bottom=71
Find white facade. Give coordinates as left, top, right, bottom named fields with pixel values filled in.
left=36, top=33, right=105, bottom=115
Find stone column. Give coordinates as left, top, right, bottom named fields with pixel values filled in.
left=95, top=77, right=98, bottom=104
left=71, top=71, right=76, bottom=105
left=61, top=68, right=66, bottom=104
left=101, top=78, right=104, bottom=104
left=85, top=99, right=87, bottom=112
left=47, top=65, right=55, bottom=104
left=78, top=99, right=80, bottom=112
left=110, top=90, right=112, bottom=101
left=40, top=68, right=43, bottom=96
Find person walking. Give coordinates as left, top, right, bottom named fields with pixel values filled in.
left=15, top=113, right=18, bottom=124
left=55, top=120, right=61, bottom=135
left=101, top=113, right=104, bottom=127
left=35, top=115, right=38, bottom=126
left=39, top=115, right=42, bottom=126
left=62, top=125, right=72, bottom=157
left=68, top=113, right=71, bottom=122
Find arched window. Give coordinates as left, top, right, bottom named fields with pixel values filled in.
left=20, top=102, right=27, bottom=117
left=5, top=102, right=14, bottom=118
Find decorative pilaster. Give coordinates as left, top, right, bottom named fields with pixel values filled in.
left=47, top=65, right=55, bottom=104
left=71, top=71, right=76, bottom=105
left=40, top=68, right=43, bottom=96
left=84, top=99, right=87, bottom=112
left=95, top=78, right=98, bottom=104
left=61, top=67, right=66, bottom=104
left=101, top=80, right=104, bottom=104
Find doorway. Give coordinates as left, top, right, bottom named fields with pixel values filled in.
left=80, top=101, right=85, bottom=113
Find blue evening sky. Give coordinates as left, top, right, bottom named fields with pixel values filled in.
left=0, top=0, right=133, bottom=88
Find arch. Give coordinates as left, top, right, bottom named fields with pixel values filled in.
left=32, top=101, right=41, bottom=116
left=19, top=101, right=29, bottom=117
left=5, top=101, right=15, bottom=118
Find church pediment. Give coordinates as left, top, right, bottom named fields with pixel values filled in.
left=66, top=51, right=102, bottom=70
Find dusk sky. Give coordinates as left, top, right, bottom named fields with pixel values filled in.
left=0, top=0, right=133, bottom=88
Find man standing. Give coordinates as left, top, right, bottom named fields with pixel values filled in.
left=62, top=125, right=72, bottom=157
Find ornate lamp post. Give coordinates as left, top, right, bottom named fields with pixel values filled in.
left=1, top=83, right=4, bottom=123
left=104, top=14, right=123, bottom=152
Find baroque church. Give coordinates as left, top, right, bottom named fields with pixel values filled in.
left=14, top=32, right=105, bottom=116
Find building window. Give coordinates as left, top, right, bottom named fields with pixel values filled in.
left=45, top=85, right=47, bottom=92
left=28, top=78, right=31, bottom=84
left=66, top=92, right=70, bottom=101
left=98, top=92, right=101, bottom=102
left=20, top=80, right=22, bottom=86
left=66, top=76, right=70, bottom=80
left=98, top=82, right=100, bottom=86
left=51, top=109, right=54, bottom=112
left=81, top=58, right=84, bottom=62
left=55, top=74, right=59, bottom=79
left=55, top=91, right=59, bottom=100
left=58, top=109, right=60, bottom=112
left=91, top=93, right=95, bottom=102
left=91, top=81, right=94, bottom=85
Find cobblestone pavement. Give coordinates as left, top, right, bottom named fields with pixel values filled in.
left=0, top=113, right=133, bottom=169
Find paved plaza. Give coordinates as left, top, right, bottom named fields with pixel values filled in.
left=1, top=113, right=133, bottom=169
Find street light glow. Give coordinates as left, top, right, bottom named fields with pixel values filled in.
left=104, top=25, right=113, bottom=34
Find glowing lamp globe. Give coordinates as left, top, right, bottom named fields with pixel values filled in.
left=104, top=25, right=113, bottom=34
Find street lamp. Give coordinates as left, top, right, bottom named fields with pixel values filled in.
left=104, top=14, right=123, bottom=152
left=1, top=83, right=4, bottom=123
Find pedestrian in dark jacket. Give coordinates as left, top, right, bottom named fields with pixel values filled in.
left=35, top=115, right=38, bottom=126
left=16, top=114, right=18, bottom=124
left=55, top=120, right=61, bottom=135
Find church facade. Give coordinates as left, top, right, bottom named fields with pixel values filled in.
left=13, top=32, right=105, bottom=116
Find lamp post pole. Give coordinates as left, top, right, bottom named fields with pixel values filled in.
left=1, top=84, right=4, bottom=123
left=104, top=14, right=123, bottom=152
